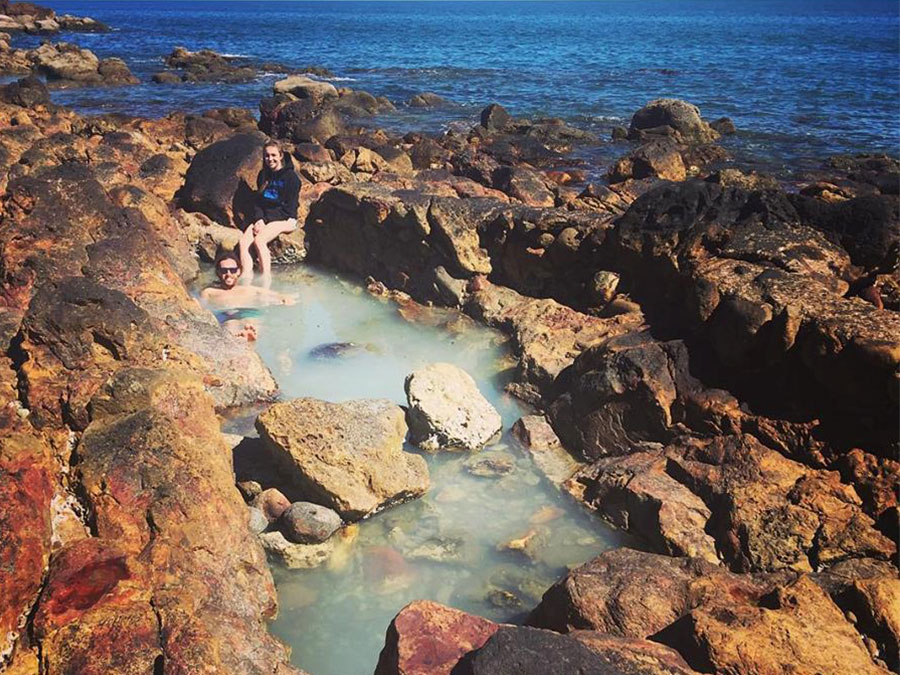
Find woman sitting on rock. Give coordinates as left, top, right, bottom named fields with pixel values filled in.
left=200, top=250, right=296, bottom=341
left=239, top=140, right=301, bottom=279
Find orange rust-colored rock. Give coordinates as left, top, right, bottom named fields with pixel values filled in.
left=375, top=600, right=500, bottom=675
left=0, top=431, right=54, bottom=668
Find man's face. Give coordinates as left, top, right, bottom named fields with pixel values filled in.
left=264, top=146, right=283, bottom=172
left=216, top=261, right=241, bottom=288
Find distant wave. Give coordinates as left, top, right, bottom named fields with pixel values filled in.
left=347, top=66, right=501, bottom=79
left=325, top=76, right=356, bottom=82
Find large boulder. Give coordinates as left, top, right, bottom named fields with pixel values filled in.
left=455, top=626, right=695, bottom=675
left=666, top=435, right=895, bottom=573
left=547, top=332, right=742, bottom=460
left=529, top=548, right=890, bottom=675
left=527, top=548, right=761, bottom=637
left=566, top=451, right=719, bottom=563
left=655, top=575, right=890, bottom=675
left=30, top=42, right=138, bottom=86
left=256, top=398, right=430, bottom=520
left=259, top=96, right=346, bottom=145
left=274, top=75, right=338, bottom=105
left=608, top=180, right=900, bottom=452
left=465, top=279, right=644, bottom=393
left=628, top=99, right=719, bottom=144
left=609, top=138, right=687, bottom=183
left=177, top=131, right=267, bottom=227
left=39, top=368, right=301, bottom=674
left=404, top=363, right=501, bottom=452
left=375, top=601, right=500, bottom=675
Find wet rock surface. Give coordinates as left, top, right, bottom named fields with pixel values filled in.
left=405, top=362, right=502, bottom=451
left=152, top=46, right=301, bottom=84
left=256, top=397, right=430, bottom=520
left=280, top=502, right=343, bottom=544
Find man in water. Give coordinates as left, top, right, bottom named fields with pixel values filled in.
left=200, top=250, right=296, bottom=341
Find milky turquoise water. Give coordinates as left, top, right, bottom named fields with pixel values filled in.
left=27, top=1, right=900, bottom=175
left=203, top=265, right=631, bottom=675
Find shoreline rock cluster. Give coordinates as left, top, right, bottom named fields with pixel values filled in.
left=0, top=2, right=897, bottom=673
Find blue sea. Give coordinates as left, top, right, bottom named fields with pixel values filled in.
left=22, top=1, right=899, bottom=175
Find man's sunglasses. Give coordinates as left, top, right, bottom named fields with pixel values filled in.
left=217, top=266, right=240, bottom=276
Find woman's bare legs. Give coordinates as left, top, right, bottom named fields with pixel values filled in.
left=238, top=225, right=257, bottom=280
left=253, top=218, right=297, bottom=276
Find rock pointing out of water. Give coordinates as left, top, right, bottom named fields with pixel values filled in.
left=404, top=363, right=502, bottom=452
left=256, top=398, right=429, bottom=521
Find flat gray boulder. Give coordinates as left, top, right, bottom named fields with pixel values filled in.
left=405, top=363, right=502, bottom=452
left=256, top=397, right=429, bottom=521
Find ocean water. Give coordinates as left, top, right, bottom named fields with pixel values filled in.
left=22, top=0, right=900, bottom=175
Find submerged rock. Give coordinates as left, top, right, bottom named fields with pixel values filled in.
left=511, top=415, right=582, bottom=486
left=308, top=341, right=372, bottom=360
left=259, top=530, right=335, bottom=569
left=256, top=397, right=429, bottom=520
left=464, top=451, right=515, bottom=478
left=405, top=362, right=502, bottom=452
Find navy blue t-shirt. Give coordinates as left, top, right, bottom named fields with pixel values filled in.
left=253, top=165, right=300, bottom=224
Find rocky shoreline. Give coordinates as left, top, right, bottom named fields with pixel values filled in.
left=0, top=3, right=897, bottom=674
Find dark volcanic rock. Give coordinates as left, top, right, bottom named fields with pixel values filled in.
left=628, top=98, right=719, bottom=144
left=607, top=179, right=899, bottom=452
left=260, top=96, right=346, bottom=144
left=456, top=626, right=689, bottom=675
left=791, top=190, right=899, bottom=272
left=177, top=131, right=267, bottom=227
left=0, top=74, right=49, bottom=108
left=158, top=46, right=272, bottom=83
left=547, top=331, right=742, bottom=460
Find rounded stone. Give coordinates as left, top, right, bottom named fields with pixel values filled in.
left=252, top=487, right=291, bottom=523
left=280, top=501, right=342, bottom=544
left=247, top=506, right=268, bottom=534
